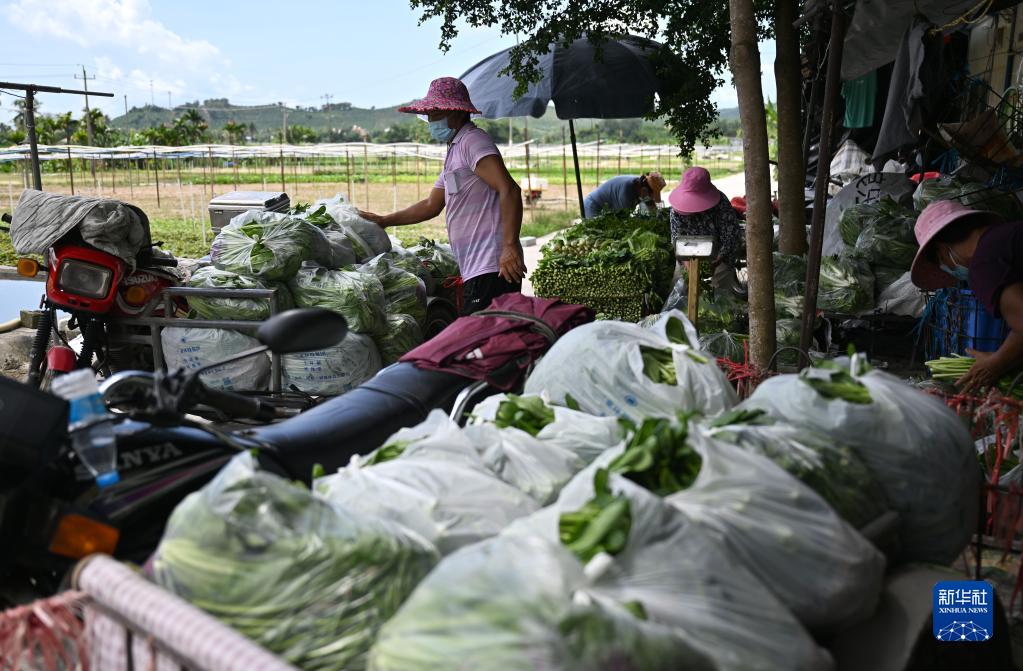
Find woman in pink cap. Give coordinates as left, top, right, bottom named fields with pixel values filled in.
left=668, top=167, right=743, bottom=295
left=360, top=77, right=525, bottom=315
left=911, top=199, right=1023, bottom=391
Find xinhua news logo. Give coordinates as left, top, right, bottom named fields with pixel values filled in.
left=933, top=580, right=994, bottom=642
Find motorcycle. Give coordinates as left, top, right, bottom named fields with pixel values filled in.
left=0, top=307, right=490, bottom=604
left=2, top=210, right=181, bottom=387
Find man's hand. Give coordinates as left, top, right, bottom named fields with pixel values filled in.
left=499, top=242, right=527, bottom=284
left=957, top=348, right=1005, bottom=393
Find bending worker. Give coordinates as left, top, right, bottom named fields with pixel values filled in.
left=359, top=77, right=526, bottom=315
left=668, top=167, right=743, bottom=295
left=583, top=171, right=665, bottom=218
left=911, top=199, right=1023, bottom=392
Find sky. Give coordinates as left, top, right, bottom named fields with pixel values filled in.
left=0, top=0, right=775, bottom=124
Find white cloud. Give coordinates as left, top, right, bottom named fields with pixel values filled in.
left=7, top=0, right=222, bottom=71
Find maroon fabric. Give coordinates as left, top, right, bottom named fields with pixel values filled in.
left=401, top=293, right=594, bottom=390
left=968, top=221, right=1023, bottom=317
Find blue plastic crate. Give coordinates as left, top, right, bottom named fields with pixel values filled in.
left=923, top=286, right=1009, bottom=358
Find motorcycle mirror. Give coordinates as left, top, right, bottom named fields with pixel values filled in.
left=256, top=308, right=348, bottom=354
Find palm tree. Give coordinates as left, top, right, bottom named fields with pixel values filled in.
left=223, top=119, right=246, bottom=145
left=174, top=109, right=208, bottom=145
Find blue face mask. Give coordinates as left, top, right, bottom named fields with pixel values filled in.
left=941, top=263, right=971, bottom=284
left=429, top=119, right=457, bottom=143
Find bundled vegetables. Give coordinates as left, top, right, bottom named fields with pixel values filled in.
left=186, top=266, right=293, bottom=321
left=151, top=453, right=438, bottom=671
left=375, top=313, right=423, bottom=366
left=745, top=356, right=980, bottom=564
left=706, top=409, right=888, bottom=528
left=289, top=262, right=388, bottom=336
left=525, top=318, right=737, bottom=422
left=608, top=414, right=702, bottom=496
left=357, top=255, right=427, bottom=325
left=926, top=354, right=1023, bottom=399
left=914, top=176, right=1022, bottom=219
left=211, top=210, right=324, bottom=281
left=817, top=254, right=874, bottom=314
left=309, top=196, right=392, bottom=261
left=406, top=238, right=459, bottom=281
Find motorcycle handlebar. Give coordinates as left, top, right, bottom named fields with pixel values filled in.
left=198, top=386, right=277, bottom=422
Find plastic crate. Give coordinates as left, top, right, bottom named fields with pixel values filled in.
left=923, top=286, right=1009, bottom=358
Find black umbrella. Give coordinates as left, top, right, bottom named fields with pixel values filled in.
left=460, top=35, right=665, bottom=216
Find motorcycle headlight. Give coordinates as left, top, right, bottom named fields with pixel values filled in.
left=57, top=259, right=114, bottom=299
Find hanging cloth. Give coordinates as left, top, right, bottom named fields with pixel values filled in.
left=842, top=71, right=878, bottom=129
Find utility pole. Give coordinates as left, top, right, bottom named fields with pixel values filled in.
left=75, top=66, right=97, bottom=181
left=321, top=94, right=333, bottom=140
left=0, top=81, right=113, bottom=190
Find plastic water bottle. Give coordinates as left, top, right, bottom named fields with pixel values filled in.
left=51, top=369, right=120, bottom=488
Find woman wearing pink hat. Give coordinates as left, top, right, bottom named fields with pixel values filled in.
left=360, top=77, right=526, bottom=315
left=911, top=199, right=1023, bottom=391
left=668, top=167, right=744, bottom=295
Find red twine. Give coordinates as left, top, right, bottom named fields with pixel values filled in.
left=442, top=275, right=464, bottom=314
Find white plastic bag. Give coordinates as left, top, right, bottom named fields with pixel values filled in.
left=282, top=332, right=381, bottom=396
left=161, top=327, right=269, bottom=391
left=525, top=321, right=736, bottom=422
left=644, top=309, right=700, bottom=348
left=462, top=423, right=586, bottom=504
left=368, top=532, right=715, bottom=671
left=744, top=361, right=980, bottom=564
left=313, top=194, right=392, bottom=260
left=316, top=456, right=539, bottom=555
left=508, top=469, right=835, bottom=671
left=876, top=271, right=926, bottom=317
left=470, top=393, right=623, bottom=465
left=666, top=430, right=886, bottom=631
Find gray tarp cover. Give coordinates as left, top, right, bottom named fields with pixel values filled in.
left=803, top=1, right=979, bottom=80
left=11, top=189, right=150, bottom=264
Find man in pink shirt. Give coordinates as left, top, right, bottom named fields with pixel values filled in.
left=360, top=77, right=526, bottom=315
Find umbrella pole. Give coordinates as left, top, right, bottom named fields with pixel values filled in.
left=569, top=119, right=585, bottom=217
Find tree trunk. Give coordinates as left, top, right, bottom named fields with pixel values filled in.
left=775, top=0, right=808, bottom=255
left=730, top=0, right=776, bottom=369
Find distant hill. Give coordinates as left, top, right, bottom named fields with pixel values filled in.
left=110, top=100, right=741, bottom=143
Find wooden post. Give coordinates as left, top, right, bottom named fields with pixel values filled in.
left=363, top=144, right=370, bottom=209
left=152, top=150, right=161, bottom=207
left=561, top=127, right=568, bottom=207
left=686, top=259, right=700, bottom=326
left=595, top=126, right=601, bottom=184
left=279, top=145, right=285, bottom=193
left=391, top=148, right=398, bottom=211
left=525, top=141, right=533, bottom=215
left=200, top=154, right=208, bottom=202
left=415, top=143, right=421, bottom=201
left=128, top=153, right=134, bottom=199
left=346, top=151, right=353, bottom=204
left=799, top=5, right=848, bottom=367
left=208, top=146, right=216, bottom=199
left=66, top=145, right=75, bottom=195
left=233, top=149, right=239, bottom=190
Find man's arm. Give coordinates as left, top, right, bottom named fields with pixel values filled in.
left=958, top=282, right=1023, bottom=392
left=474, top=154, right=526, bottom=283
left=360, top=187, right=445, bottom=228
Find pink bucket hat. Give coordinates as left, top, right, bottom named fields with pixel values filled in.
left=669, top=167, right=721, bottom=214
left=910, top=199, right=1000, bottom=290
left=398, top=77, right=482, bottom=115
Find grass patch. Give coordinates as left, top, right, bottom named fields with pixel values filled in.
left=521, top=209, right=577, bottom=239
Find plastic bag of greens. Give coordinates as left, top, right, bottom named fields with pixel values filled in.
left=368, top=530, right=715, bottom=671
left=186, top=266, right=293, bottom=321
left=743, top=357, right=980, bottom=564
left=876, top=272, right=926, bottom=317
left=151, top=452, right=438, bottom=671
left=210, top=210, right=322, bottom=281
left=376, top=313, right=423, bottom=366
left=289, top=262, right=388, bottom=335
left=462, top=422, right=587, bottom=504
left=407, top=238, right=459, bottom=280
left=854, top=223, right=917, bottom=269
left=316, top=455, right=539, bottom=556
left=470, top=393, right=623, bottom=465
left=507, top=469, right=835, bottom=671
left=774, top=252, right=807, bottom=294
left=699, top=330, right=748, bottom=360
left=703, top=410, right=888, bottom=528
left=313, top=195, right=392, bottom=260
left=374, top=248, right=435, bottom=295
left=358, top=256, right=427, bottom=324
left=643, top=309, right=700, bottom=348
left=282, top=331, right=381, bottom=396
left=161, top=327, right=270, bottom=391
left=666, top=428, right=886, bottom=631
left=525, top=321, right=737, bottom=423
left=817, top=254, right=874, bottom=314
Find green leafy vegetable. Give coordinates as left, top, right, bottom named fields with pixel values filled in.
left=493, top=394, right=556, bottom=436
left=800, top=367, right=873, bottom=404
left=375, top=313, right=423, bottom=366
left=186, top=266, right=293, bottom=321
left=289, top=262, right=388, bottom=335
left=559, top=469, right=632, bottom=563
left=640, top=346, right=677, bottom=385
left=365, top=440, right=411, bottom=466
left=609, top=415, right=702, bottom=496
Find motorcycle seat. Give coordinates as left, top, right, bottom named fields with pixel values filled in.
left=246, top=363, right=473, bottom=479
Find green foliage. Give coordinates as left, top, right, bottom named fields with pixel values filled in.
left=409, top=0, right=775, bottom=155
